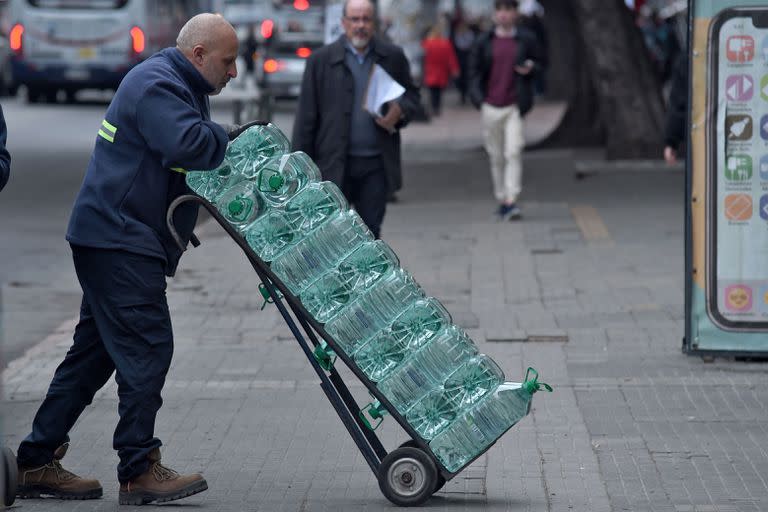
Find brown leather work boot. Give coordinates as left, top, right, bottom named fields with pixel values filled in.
left=119, top=448, right=207, bottom=505
left=17, top=443, right=103, bottom=500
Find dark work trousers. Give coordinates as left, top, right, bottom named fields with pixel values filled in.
left=343, top=155, right=387, bottom=239
left=17, top=245, right=174, bottom=484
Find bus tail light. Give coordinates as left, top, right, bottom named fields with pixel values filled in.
left=130, top=26, right=145, bottom=54
left=10, top=24, right=24, bottom=55
left=261, top=19, right=274, bottom=39
left=296, top=47, right=311, bottom=58
left=263, top=59, right=284, bottom=73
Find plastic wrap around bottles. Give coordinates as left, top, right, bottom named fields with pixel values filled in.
left=215, top=181, right=265, bottom=232
left=243, top=210, right=298, bottom=262
left=283, top=182, right=348, bottom=234
left=324, top=268, right=424, bottom=355
left=186, top=159, right=236, bottom=202
left=226, top=124, right=291, bottom=178
left=257, top=152, right=321, bottom=206
left=429, top=369, right=552, bottom=472
left=271, top=210, right=373, bottom=295
left=376, top=325, right=478, bottom=414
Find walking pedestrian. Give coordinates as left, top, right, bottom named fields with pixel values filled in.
left=292, top=0, right=420, bottom=239
left=468, top=0, right=540, bottom=221
left=15, top=13, right=243, bottom=505
left=422, top=24, right=459, bottom=116
left=0, top=104, right=10, bottom=192
left=452, top=20, right=476, bottom=105
left=663, top=55, right=688, bottom=165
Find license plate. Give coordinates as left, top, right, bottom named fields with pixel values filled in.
left=78, top=47, right=96, bottom=59
left=64, top=68, right=90, bottom=80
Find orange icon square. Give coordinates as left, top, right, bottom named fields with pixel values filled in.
left=725, top=193, right=753, bottom=220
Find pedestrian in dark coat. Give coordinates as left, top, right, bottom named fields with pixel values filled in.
left=0, top=104, right=10, bottom=191
left=292, top=0, right=420, bottom=238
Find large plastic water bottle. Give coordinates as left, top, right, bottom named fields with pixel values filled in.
left=271, top=210, right=372, bottom=295
left=405, top=355, right=504, bottom=440
left=324, top=268, right=424, bottom=354
left=352, top=298, right=452, bottom=382
left=186, top=159, right=236, bottom=202
left=443, top=355, right=505, bottom=411
left=299, top=269, right=353, bottom=323
left=429, top=368, right=552, bottom=472
left=215, top=180, right=265, bottom=232
left=283, top=182, right=349, bottom=234
left=376, top=325, right=478, bottom=414
left=256, top=152, right=321, bottom=206
left=336, top=240, right=399, bottom=294
left=404, top=387, right=457, bottom=440
left=243, top=210, right=298, bottom=262
left=226, top=124, right=291, bottom=177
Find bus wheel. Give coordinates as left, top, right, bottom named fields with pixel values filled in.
left=65, top=89, right=77, bottom=104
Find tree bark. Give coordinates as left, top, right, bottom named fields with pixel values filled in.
left=569, top=0, right=666, bottom=159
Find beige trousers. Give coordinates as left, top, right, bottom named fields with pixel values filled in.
left=481, top=103, right=524, bottom=204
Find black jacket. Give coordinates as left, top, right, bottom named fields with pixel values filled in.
left=292, top=36, right=420, bottom=194
left=467, top=27, right=540, bottom=116
left=0, top=104, right=10, bottom=192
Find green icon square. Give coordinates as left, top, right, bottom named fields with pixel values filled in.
left=726, top=154, right=753, bottom=181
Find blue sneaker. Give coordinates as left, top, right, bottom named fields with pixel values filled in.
left=498, top=203, right=522, bottom=221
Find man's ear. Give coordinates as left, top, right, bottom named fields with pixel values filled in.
left=191, top=44, right=206, bottom=64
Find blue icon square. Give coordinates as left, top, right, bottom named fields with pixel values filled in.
left=760, top=195, right=768, bottom=220
left=761, top=155, right=768, bottom=180
left=761, top=115, right=768, bottom=140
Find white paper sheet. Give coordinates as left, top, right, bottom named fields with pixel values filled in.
left=364, top=64, right=405, bottom=118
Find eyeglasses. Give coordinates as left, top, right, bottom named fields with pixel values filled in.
left=344, top=15, right=374, bottom=24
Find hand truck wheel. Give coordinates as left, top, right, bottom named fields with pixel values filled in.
left=378, top=446, right=438, bottom=507
left=2, top=446, right=17, bottom=506
left=398, top=440, right=446, bottom=493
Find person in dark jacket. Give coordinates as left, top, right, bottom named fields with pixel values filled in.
left=292, top=0, right=420, bottom=238
left=468, top=0, right=540, bottom=221
left=0, top=104, right=10, bottom=191
left=664, top=55, right=688, bottom=165
left=15, top=13, right=238, bottom=505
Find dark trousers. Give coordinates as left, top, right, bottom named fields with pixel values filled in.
left=343, top=155, right=387, bottom=239
left=17, top=245, right=174, bottom=483
left=428, top=87, right=443, bottom=116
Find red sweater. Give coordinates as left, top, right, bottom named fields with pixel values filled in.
left=421, top=37, right=459, bottom=88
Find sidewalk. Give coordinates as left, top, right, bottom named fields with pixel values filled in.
left=3, top=101, right=768, bottom=512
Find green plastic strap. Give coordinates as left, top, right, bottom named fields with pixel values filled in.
left=312, top=342, right=337, bottom=371
left=359, top=402, right=388, bottom=431
left=523, top=367, right=553, bottom=394
left=258, top=282, right=282, bottom=310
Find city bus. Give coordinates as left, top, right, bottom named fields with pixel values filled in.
left=6, top=0, right=214, bottom=103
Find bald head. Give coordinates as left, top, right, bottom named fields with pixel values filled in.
left=177, top=13, right=239, bottom=95
left=177, top=13, right=236, bottom=52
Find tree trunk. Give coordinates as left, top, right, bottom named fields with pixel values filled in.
left=570, top=0, right=665, bottom=159
left=532, top=0, right=604, bottom=149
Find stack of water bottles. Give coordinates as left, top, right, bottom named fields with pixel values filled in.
left=186, top=124, right=552, bottom=473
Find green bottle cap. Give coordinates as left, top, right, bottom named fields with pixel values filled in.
left=228, top=199, right=244, bottom=216
left=268, top=174, right=284, bottom=190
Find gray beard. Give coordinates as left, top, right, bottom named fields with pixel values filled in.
left=350, top=36, right=371, bottom=49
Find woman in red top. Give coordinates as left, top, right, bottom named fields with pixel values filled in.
left=421, top=25, right=459, bottom=116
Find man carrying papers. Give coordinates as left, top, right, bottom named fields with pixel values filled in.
left=293, top=0, right=420, bottom=238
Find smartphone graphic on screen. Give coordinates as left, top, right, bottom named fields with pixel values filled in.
left=707, top=8, right=768, bottom=330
